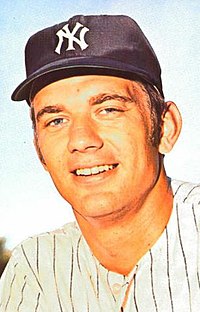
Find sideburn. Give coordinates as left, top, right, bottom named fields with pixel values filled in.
left=34, top=133, right=46, bottom=165
left=30, top=105, right=46, bottom=165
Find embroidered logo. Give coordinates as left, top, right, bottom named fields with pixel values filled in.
left=55, top=22, right=89, bottom=54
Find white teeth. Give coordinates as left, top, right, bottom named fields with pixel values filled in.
left=75, top=165, right=115, bottom=176
left=91, top=167, right=99, bottom=174
left=99, top=166, right=105, bottom=172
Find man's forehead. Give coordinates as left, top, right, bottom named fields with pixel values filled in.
left=31, top=75, right=144, bottom=104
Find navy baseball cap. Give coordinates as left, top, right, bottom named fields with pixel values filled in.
left=11, top=14, right=164, bottom=103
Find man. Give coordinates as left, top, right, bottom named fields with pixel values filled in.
left=0, top=14, right=199, bottom=312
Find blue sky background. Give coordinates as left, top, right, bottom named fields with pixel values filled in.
left=0, top=0, right=200, bottom=249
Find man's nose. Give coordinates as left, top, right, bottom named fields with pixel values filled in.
left=67, top=116, right=103, bottom=153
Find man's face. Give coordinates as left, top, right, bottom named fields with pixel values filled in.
left=32, top=75, right=162, bottom=222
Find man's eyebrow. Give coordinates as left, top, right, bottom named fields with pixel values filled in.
left=36, top=106, right=64, bottom=122
left=35, top=94, right=134, bottom=121
left=90, top=93, right=134, bottom=105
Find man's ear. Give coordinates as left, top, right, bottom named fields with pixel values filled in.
left=158, top=101, right=182, bottom=154
left=33, top=135, right=48, bottom=171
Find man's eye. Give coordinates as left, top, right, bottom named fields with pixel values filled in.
left=99, top=107, right=123, bottom=115
left=46, top=118, right=68, bottom=127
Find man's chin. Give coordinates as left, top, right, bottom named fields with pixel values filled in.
left=71, top=193, right=131, bottom=227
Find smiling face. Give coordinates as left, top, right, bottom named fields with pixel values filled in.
left=32, top=75, right=165, bottom=222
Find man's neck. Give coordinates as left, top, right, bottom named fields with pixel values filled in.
left=74, top=171, right=173, bottom=275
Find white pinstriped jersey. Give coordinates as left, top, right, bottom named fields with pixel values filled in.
left=0, top=179, right=200, bottom=312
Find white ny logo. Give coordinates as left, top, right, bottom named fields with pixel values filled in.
left=55, top=22, right=89, bottom=54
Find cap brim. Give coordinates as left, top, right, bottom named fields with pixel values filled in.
left=12, top=56, right=161, bottom=102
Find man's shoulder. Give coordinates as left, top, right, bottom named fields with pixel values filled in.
left=170, top=179, right=200, bottom=232
left=12, top=221, right=81, bottom=262
left=171, top=179, right=200, bottom=204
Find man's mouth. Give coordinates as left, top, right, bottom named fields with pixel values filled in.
left=73, top=164, right=118, bottom=176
